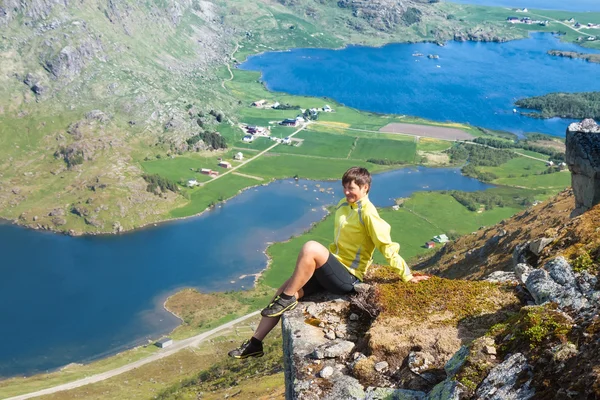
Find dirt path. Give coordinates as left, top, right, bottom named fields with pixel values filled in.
left=221, top=42, right=240, bottom=90
left=232, top=172, right=264, bottom=181
left=529, top=12, right=595, bottom=37
left=5, top=311, right=261, bottom=400
left=206, top=122, right=308, bottom=184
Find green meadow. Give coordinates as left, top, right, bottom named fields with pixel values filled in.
left=170, top=174, right=255, bottom=218
left=350, top=136, right=418, bottom=163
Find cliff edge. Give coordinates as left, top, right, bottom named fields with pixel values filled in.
left=282, top=120, right=600, bottom=400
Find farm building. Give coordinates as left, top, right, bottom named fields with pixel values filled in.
left=187, top=179, right=199, bottom=187
left=200, top=168, right=213, bottom=175
left=234, top=152, right=243, bottom=160
left=155, top=337, right=173, bottom=348
left=252, top=99, right=266, bottom=107
left=433, top=234, right=449, bottom=243
left=242, top=135, right=254, bottom=143
left=281, top=118, right=298, bottom=127
left=218, top=161, right=232, bottom=169
left=425, top=241, right=436, bottom=249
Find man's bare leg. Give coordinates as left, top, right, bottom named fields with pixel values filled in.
left=282, top=240, right=329, bottom=297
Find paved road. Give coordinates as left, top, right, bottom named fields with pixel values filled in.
left=4, top=311, right=261, bottom=400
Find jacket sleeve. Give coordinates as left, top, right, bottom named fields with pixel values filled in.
left=364, top=208, right=413, bottom=282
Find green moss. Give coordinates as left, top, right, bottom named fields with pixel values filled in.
left=571, top=249, right=596, bottom=273
left=494, top=304, right=572, bottom=354
left=373, top=273, right=515, bottom=324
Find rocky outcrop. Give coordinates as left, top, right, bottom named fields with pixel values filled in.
left=566, top=118, right=600, bottom=217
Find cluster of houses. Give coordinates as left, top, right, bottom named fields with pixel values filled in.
left=547, top=160, right=567, bottom=169
left=425, top=234, right=449, bottom=249
left=243, top=125, right=269, bottom=143
left=186, top=153, right=244, bottom=187
left=506, top=16, right=549, bottom=26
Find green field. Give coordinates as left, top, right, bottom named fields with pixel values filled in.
left=417, top=138, right=454, bottom=152
left=170, top=174, right=256, bottom=218
left=477, top=156, right=549, bottom=179
left=238, top=153, right=387, bottom=180
left=495, top=170, right=571, bottom=189
left=271, top=129, right=355, bottom=158
left=141, top=156, right=222, bottom=183
left=350, top=137, right=418, bottom=163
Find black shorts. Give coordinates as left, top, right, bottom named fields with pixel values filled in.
left=301, top=253, right=360, bottom=297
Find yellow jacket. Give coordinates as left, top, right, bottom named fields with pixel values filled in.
left=329, top=196, right=413, bottom=282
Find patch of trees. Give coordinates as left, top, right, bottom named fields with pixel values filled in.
left=142, top=174, right=178, bottom=194
left=515, top=92, right=600, bottom=120
left=461, top=164, right=498, bottom=182
left=209, top=109, right=225, bottom=123
left=187, top=131, right=227, bottom=150
left=54, top=146, right=84, bottom=168
left=401, top=7, right=422, bottom=26
left=472, top=137, right=565, bottom=163
left=447, top=190, right=506, bottom=211
left=446, top=143, right=515, bottom=166
left=273, top=103, right=300, bottom=110
left=367, top=159, right=405, bottom=165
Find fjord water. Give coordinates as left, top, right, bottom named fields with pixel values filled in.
left=447, top=0, right=600, bottom=12
left=0, top=168, right=490, bottom=377
left=240, top=33, right=600, bottom=136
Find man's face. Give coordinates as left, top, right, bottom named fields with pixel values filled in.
left=343, top=181, right=369, bottom=204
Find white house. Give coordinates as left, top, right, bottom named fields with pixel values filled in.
left=155, top=337, right=173, bottom=348
left=234, top=152, right=243, bottom=160
left=187, top=179, right=199, bottom=187
left=282, top=137, right=291, bottom=145
left=271, top=102, right=280, bottom=109
left=242, top=135, right=254, bottom=143
left=323, top=104, right=333, bottom=112
left=547, top=161, right=555, bottom=167
left=433, top=234, right=449, bottom=243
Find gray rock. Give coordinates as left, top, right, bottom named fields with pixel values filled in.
left=312, top=340, right=355, bottom=359
left=514, top=263, right=532, bottom=284
left=322, top=375, right=365, bottom=400
left=325, top=330, right=336, bottom=340
left=475, top=353, right=534, bottom=400
left=350, top=313, right=360, bottom=321
left=354, top=282, right=372, bottom=293
left=319, top=366, right=334, bottom=378
left=545, top=257, right=577, bottom=287
left=374, top=361, right=389, bottom=372
left=365, top=386, right=426, bottom=400
left=282, top=302, right=329, bottom=400
left=426, top=379, right=466, bottom=400
left=566, top=119, right=600, bottom=216
left=444, top=346, right=469, bottom=378
left=485, top=271, right=517, bottom=284
left=408, top=351, right=434, bottom=374
left=525, top=258, right=590, bottom=311
left=529, top=237, right=554, bottom=256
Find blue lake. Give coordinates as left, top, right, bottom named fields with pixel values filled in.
left=446, top=0, right=600, bottom=12
left=239, top=33, right=600, bottom=136
left=0, top=167, right=491, bottom=377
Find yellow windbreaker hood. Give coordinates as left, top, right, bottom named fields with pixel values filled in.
left=329, top=195, right=413, bottom=282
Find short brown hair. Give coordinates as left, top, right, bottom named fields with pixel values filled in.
left=342, top=167, right=371, bottom=191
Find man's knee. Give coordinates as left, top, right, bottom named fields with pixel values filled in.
left=301, top=240, right=329, bottom=264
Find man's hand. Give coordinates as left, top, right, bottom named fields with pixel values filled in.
left=409, top=274, right=430, bottom=283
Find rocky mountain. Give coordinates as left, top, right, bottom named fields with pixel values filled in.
left=282, top=120, right=600, bottom=399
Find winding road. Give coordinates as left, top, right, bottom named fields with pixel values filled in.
left=4, top=311, right=261, bottom=400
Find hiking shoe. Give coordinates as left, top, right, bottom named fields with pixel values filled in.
left=261, top=295, right=298, bottom=318
left=228, top=339, right=264, bottom=359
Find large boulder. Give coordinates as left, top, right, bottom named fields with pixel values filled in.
left=566, top=119, right=600, bottom=217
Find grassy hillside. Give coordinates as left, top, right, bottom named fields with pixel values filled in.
left=1, top=0, right=588, bottom=234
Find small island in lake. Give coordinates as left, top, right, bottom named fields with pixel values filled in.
left=515, top=92, right=600, bottom=120
left=548, top=50, right=600, bottom=64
